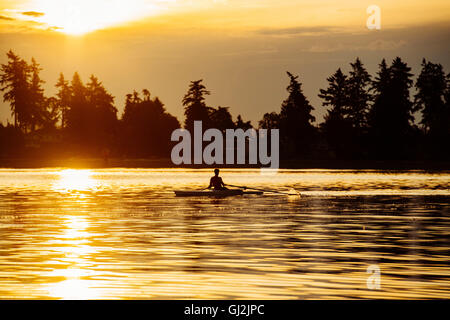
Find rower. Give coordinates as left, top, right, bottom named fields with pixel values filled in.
left=207, top=169, right=228, bottom=190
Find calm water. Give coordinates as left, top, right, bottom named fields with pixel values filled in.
left=0, top=168, right=449, bottom=299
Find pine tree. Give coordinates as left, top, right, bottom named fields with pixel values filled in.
left=55, top=73, right=72, bottom=129
left=368, top=59, right=390, bottom=137
left=347, top=58, right=372, bottom=130
left=414, top=59, right=448, bottom=134
left=121, top=90, right=180, bottom=156
left=65, top=72, right=87, bottom=138
left=182, top=80, right=211, bottom=131
left=259, top=112, right=280, bottom=129
left=85, top=75, right=118, bottom=150
left=318, top=68, right=354, bottom=159
left=209, top=106, right=234, bottom=132
left=319, top=68, right=348, bottom=117
left=368, top=57, right=415, bottom=159
left=28, top=58, right=47, bottom=131
left=279, top=71, right=316, bottom=157
left=0, top=50, right=30, bottom=129
left=414, top=59, right=450, bottom=159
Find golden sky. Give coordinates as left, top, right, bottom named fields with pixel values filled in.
left=1, top=0, right=450, bottom=34
left=0, top=0, right=449, bottom=124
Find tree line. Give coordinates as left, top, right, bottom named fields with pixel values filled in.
left=1, top=50, right=449, bottom=162
left=259, top=57, right=449, bottom=161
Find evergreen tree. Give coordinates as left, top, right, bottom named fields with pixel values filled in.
left=414, top=59, right=448, bottom=134
left=182, top=79, right=211, bottom=131
left=44, top=96, right=60, bottom=130
left=414, top=59, right=450, bottom=159
left=279, top=71, right=316, bottom=157
left=368, top=59, right=390, bottom=136
left=85, top=75, right=118, bottom=151
left=319, top=68, right=354, bottom=159
left=319, top=68, right=348, bottom=116
left=0, top=50, right=30, bottom=129
left=259, top=112, right=280, bottom=129
left=347, top=58, right=372, bottom=130
left=55, top=73, right=72, bottom=129
left=121, top=90, right=180, bottom=156
left=65, top=72, right=87, bottom=142
left=368, top=57, right=416, bottom=159
left=0, top=123, right=25, bottom=157
left=64, top=73, right=119, bottom=153
left=445, top=73, right=450, bottom=105
left=1, top=52, right=54, bottom=132
left=209, top=106, right=234, bottom=132
left=28, top=58, right=48, bottom=131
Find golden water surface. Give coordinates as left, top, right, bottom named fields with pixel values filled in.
left=0, top=169, right=449, bottom=299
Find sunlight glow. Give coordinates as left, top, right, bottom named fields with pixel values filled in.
left=53, top=169, right=97, bottom=192
left=28, top=0, right=167, bottom=35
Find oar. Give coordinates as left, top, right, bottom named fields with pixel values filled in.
left=226, top=184, right=300, bottom=196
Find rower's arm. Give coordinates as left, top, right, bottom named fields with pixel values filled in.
left=207, top=178, right=213, bottom=189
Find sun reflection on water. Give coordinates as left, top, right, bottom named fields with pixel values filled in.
left=44, top=216, right=104, bottom=299
left=53, top=169, right=98, bottom=193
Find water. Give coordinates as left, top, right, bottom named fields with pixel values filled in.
left=0, top=168, right=449, bottom=299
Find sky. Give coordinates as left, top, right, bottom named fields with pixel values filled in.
left=0, top=0, right=449, bottom=126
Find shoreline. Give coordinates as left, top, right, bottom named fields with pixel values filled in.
left=0, top=158, right=449, bottom=170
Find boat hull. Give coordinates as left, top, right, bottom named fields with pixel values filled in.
left=174, top=190, right=263, bottom=197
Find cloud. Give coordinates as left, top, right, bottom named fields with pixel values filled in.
left=46, top=26, right=62, bottom=32
left=21, top=11, right=45, bottom=17
left=302, top=39, right=408, bottom=53
left=257, top=26, right=338, bottom=36
left=0, top=15, right=15, bottom=21
left=367, top=39, right=407, bottom=51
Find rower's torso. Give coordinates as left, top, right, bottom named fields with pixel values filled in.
left=210, top=176, right=223, bottom=188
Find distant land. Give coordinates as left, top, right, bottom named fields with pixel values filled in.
left=1, top=157, right=449, bottom=171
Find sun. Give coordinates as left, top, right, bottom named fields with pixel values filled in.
left=28, top=0, right=164, bottom=35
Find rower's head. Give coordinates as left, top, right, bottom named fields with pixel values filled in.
left=214, top=169, right=220, bottom=176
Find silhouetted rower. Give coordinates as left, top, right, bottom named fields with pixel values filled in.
left=208, top=169, right=227, bottom=190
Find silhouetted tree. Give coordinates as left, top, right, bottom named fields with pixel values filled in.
left=347, top=58, right=372, bottom=130
left=65, top=73, right=118, bottom=154
left=0, top=123, right=25, bottom=157
left=235, top=114, right=252, bottom=130
left=86, top=75, right=118, bottom=149
left=278, top=72, right=316, bottom=157
left=44, top=97, right=60, bottom=130
left=182, top=80, right=211, bottom=131
left=259, top=112, right=280, bottom=129
left=0, top=52, right=55, bottom=133
left=319, top=68, right=348, bottom=116
left=28, top=58, right=51, bottom=131
left=55, top=73, right=71, bottom=129
left=368, top=57, right=416, bottom=159
left=319, top=68, right=354, bottom=159
left=445, top=73, right=450, bottom=115
left=414, top=59, right=450, bottom=159
left=66, top=72, right=87, bottom=138
left=209, top=106, right=234, bottom=132
left=0, top=50, right=30, bottom=129
left=121, top=90, right=180, bottom=156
